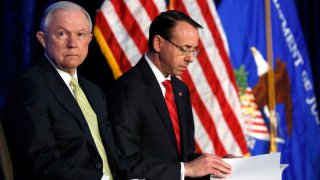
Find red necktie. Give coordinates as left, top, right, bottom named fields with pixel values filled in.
left=162, top=80, right=181, bottom=153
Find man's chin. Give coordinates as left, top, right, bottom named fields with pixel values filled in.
left=59, top=63, right=82, bottom=73
left=174, top=70, right=185, bottom=76
left=64, top=56, right=81, bottom=61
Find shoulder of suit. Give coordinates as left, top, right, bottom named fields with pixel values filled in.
left=78, top=76, right=100, bottom=89
left=172, top=76, right=186, bottom=85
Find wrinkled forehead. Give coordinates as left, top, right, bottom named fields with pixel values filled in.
left=48, top=9, right=91, bottom=30
left=43, top=8, right=92, bottom=33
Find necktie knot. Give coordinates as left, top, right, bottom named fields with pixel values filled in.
left=162, top=80, right=172, bottom=91
left=69, top=77, right=79, bottom=90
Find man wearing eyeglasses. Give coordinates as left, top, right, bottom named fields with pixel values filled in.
left=106, top=10, right=232, bottom=180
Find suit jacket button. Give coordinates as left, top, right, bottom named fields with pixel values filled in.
left=95, top=163, right=102, bottom=169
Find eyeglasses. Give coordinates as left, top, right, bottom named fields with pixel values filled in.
left=162, top=37, right=200, bottom=57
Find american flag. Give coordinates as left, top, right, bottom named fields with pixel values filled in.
left=94, top=0, right=249, bottom=157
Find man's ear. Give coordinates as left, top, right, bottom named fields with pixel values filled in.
left=88, top=33, right=93, bottom=43
left=153, top=35, right=162, bottom=53
left=36, top=31, right=46, bottom=48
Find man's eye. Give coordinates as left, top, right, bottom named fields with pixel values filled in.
left=180, top=48, right=188, bottom=53
left=57, top=31, right=67, bottom=39
left=58, top=32, right=66, bottom=36
left=78, top=32, right=88, bottom=40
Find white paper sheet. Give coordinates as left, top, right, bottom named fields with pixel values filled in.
left=210, top=153, right=288, bottom=180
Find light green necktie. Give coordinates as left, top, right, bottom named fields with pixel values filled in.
left=69, top=77, right=113, bottom=179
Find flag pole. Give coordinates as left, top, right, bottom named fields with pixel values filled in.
left=168, top=0, right=174, bottom=10
left=265, top=0, right=277, bottom=152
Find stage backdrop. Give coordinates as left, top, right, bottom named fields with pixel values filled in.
left=0, top=0, right=319, bottom=180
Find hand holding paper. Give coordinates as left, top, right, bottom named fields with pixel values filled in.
left=184, top=153, right=231, bottom=178
left=211, top=153, right=288, bottom=180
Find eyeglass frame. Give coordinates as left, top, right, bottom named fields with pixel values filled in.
left=161, top=36, right=200, bottom=58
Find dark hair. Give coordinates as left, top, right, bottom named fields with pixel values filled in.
left=148, top=10, right=202, bottom=51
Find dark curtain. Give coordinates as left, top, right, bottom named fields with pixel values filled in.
left=0, top=0, right=319, bottom=111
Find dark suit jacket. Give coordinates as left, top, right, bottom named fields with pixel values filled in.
left=2, top=57, right=130, bottom=180
left=107, top=57, right=202, bottom=180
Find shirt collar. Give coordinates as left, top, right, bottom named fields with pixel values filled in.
left=144, top=54, right=171, bottom=84
left=44, top=53, right=78, bottom=85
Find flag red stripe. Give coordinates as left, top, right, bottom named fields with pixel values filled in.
left=196, top=0, right=238, bottom=90
left=181, top=72, right=227, bottom=156
left=95, top=11, right=132, bottom=72
left=246, top=129, right=269, bottom=134
left=139, top=0, right=160, bottom=20
left=110, top=0, right=148, bottom=55
left=194, top=1, right=248, bottom=154
left=244, top=121, right=266, bottom=126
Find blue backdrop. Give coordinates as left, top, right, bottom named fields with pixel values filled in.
left=218, top=0, right=320, bottom=179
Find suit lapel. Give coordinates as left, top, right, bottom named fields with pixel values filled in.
left=37, top=58, right=98, bottom=152
left=137, top=58, right=179, bottom=152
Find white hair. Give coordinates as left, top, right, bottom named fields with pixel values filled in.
left=39, top=1, right=92, bottom=33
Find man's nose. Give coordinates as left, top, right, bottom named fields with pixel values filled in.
left=185, top=51, right=196, bottom=62
left=67, top=35, right=78, bottom=48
